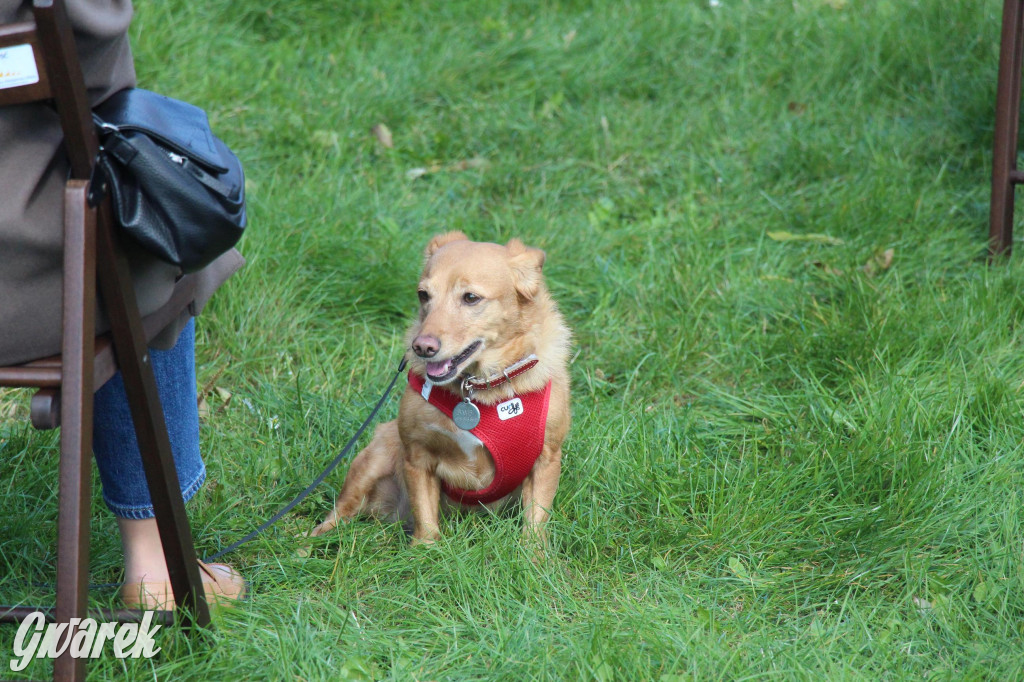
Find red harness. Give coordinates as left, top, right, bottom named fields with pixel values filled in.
left=407, top=372, right=552, bottom=505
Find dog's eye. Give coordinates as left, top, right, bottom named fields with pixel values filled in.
left=462, top=292, right=482, bottom=305
left=418, top=290, right=430, bottom=304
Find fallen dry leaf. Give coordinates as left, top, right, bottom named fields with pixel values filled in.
left=862, top=248, right=895, bottom=276
left=768, top=230, right=844, bottom=246
left=371, top=123, right=393, bottom=149
left=811, top=260, right=844, bottom=276
left=450, top=157, right=489, bottom=171
left=311, top=129, right=339, bottom=151
left=407, top=159, right=486, bottom=180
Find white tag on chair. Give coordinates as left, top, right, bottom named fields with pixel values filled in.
left=0, top=44, right=39, bottom=90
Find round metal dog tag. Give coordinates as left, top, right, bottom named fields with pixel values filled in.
left=453, top=400, right=481, bottom=430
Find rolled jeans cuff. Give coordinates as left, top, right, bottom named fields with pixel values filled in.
left=102, top=463, right=206, bottom=520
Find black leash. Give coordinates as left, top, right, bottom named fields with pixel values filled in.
left=7, top=358, right=408, bottom=595
left=202, top=357, right=407, bottom=562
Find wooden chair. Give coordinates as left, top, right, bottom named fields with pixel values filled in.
left=991, top=0, right=1024, bottom=257
left=0, top=1, right=210, bottom=679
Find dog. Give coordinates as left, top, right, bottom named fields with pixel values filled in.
left=310, top=231, right=572, bottom=546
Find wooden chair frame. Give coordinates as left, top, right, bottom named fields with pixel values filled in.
left=991, top=0, right=1024, bottom=257
left=0, top=1, right=210, bottom=680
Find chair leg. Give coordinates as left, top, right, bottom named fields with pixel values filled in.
left=53, top=391, right=91, bottom=682
left=990, top=0, right=1024, bottom=257
left=93, top=202, right=211, bottom=629
left=53, top=183, right=96, bottom=682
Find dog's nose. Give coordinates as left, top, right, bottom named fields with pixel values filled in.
left=412, top=334, right=440, bottom=358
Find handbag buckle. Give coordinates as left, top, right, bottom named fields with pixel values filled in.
left=87, top=157, right=109, bottom=208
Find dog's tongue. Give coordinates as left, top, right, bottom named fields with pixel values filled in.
left=426, top=358, right=453, bottom=378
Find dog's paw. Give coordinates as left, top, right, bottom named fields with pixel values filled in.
left=307, top=523, right=331, bottom=538
left=410, top=532, right=439, bottom=547
left=410, top=537, right=436, bottom=548
left=298, top=516, right=349, bottom=555
left=307, top=513, right=345, bottom=538
left=295, top=519, right=338, bottom=557
left=522, top=526, right=550, bottom=563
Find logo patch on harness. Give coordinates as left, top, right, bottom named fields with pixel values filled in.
left=496, top=397, right=524, bottom=421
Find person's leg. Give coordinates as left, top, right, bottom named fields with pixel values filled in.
left=92, top=318, right=242, bottom=605
left=93, top=319, right=205, bottom=528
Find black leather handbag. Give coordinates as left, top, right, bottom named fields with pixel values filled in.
left=92, top=88, right=246, bottom=273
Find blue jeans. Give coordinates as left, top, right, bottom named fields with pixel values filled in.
left=92, top=318, right=205, bottom=519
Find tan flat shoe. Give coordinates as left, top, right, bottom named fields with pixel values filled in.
left=120, top=560, right=246, bottom=610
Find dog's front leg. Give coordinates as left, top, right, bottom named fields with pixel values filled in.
left=308, top=421, right=403, bottom=536
left=403, top=445, right=441, bottom=544
left=521, top=445, right=562, bottom=549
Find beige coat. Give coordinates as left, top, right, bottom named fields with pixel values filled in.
left=0, top=0, right=242, bottom=366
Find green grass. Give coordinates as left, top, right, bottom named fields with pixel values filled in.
left=4, top=0, right=1024, bottom=678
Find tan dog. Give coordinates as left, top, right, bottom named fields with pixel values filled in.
left=310, top=232, right=571, bottom=545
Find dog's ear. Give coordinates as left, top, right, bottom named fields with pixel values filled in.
left=506, top=238, right=546, bottom=301
left=425, top=231, right=469, bottom=258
